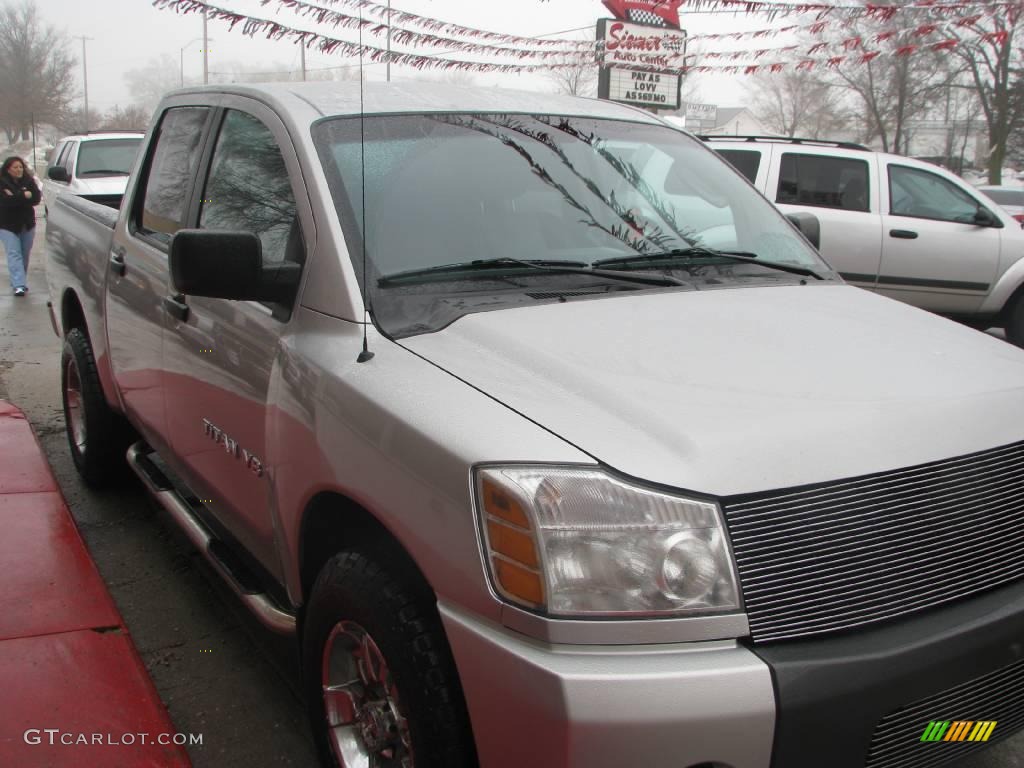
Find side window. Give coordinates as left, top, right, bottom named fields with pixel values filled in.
left=889, top=165, right=985, bottom=223
left=777, top=153, right=869, bottom=213
left=66, top=142, right=80, bottom=175
left=53, top=141, right=72, bottom=169
left=135, top=107, right=210, bottom=245
left=199, top=110, right=302, bottom=266
left=716, top=149, right=761, bottom=183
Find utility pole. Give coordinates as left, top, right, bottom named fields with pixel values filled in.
left=301, top=44, right=307, bottom=81
left=79, top=36, right=93, bottom=132
left=203, top=11, right=209, bottom=84
left=386, top=0, right=391, bottom=82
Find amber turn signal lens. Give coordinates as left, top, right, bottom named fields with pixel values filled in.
left=481, top=477, right=530, bottom=528
left=487, top=520, right=539, bottom=568
left=493, top=558, right=544, bottom=607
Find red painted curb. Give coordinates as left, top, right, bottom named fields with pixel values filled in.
left=0, top=401, right=192, bottom=767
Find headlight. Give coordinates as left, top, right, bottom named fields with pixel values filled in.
left=475, top=466, right=741, bottom=617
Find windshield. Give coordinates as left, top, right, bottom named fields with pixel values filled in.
left=313, top=113, right=833, bottom=337
left=75, top=138, right=143, bottom=177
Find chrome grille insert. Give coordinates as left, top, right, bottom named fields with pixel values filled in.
left=722, top=440, right=1024, bottom=642
left=865, top=657, right=1024, bottom=768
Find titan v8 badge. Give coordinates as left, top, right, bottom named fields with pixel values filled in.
left=202, top=419, right=264, bottom=477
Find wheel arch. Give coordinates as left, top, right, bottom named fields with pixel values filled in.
left=298, top=491, right=436, bottom=611
left=60, top=288, right=88, bottom=339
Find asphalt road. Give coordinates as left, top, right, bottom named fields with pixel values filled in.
left=2, top=214, right=1023, bottom=768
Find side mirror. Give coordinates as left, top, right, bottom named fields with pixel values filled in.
left=786, top=212, right=821, bottom=250
left=169, top=230, right=300, bottom=305
left=973, top=207, right=998, bottom=227
left=47, top=166, right=69, bottom=182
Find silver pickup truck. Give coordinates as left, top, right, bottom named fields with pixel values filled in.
left=46, top=82, right=1024, bottom=768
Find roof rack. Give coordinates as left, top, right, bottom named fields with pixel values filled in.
left=697, top=135, right=869, bottom=151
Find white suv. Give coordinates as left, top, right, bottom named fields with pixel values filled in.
left=705, top=135, right=1024, bottom=345
left=44, top=131, right=145, bottom=214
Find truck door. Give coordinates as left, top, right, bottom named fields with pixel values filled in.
left=877, top=162, right=1001, bottom=314
left=770, top=150, right=882, bottom=291
left=108, top=106, right=213, bottom=451
left=162, top=103, right=310, bottom=577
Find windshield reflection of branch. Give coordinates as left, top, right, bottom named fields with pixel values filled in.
left=473, top=115, right=676, bottom=252
left=544, top=117, right=698, bottom=246
left=440, top=115, right=654, bottom=253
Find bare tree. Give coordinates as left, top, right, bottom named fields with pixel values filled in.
left=746, top=68, right=849, bottom=138
left=0, top=0, right=76, bottom=143
left=124, top=54, right=181, bottom=115
left=100, top=104, right=153, bottom=132
left=815, top=14, right=955, bottom=153
left=952, top=14, right=1024, bottom=184
left=547, top=53, right=598, bottom=97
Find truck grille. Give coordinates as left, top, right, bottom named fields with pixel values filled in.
left=864, top=657, right=1024, bottom=768
left=722, top=439, right=1024, bottom=643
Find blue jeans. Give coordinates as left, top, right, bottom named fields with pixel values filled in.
left=1, top=227, right=35, bottom=291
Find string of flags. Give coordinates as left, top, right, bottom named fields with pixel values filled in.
left=153, top=0, right=1020, bottom=77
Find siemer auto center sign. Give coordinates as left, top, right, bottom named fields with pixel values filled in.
left=597, top=19, right=685, bottom=110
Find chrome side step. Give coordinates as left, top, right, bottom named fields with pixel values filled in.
left=127, top=441, right=296, bottom=635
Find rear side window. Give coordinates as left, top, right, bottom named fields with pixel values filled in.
left=777, top=153, right=869, bottom=212
left=135, top=107, right=210, bottom=244
left=717, top=149, right=761, bottom=183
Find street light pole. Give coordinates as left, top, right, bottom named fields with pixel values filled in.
left=79, top=36, right=93, bottom=132
left=203, top=11, right=209, bottom=84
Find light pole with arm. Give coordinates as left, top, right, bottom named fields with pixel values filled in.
left=180, top=37, right=207, bottom=87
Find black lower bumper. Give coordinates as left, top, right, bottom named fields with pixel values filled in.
left=753, top=579, right=1024, bottom=768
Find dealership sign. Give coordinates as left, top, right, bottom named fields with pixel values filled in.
left=602, top=0, right=684, bottom=29
left=597, top=19, right=684, bottom=110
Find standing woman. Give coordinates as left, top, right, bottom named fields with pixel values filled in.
left=0, top=156, right=41, bottom=296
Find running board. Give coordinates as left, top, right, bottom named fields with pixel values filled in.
left=126, top=441, right=296, bottom=635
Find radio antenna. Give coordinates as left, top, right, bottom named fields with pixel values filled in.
left=356, top=6, right=374, bottom=363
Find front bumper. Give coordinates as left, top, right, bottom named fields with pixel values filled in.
left=441, top=603, right=776, bottom=768
left=443, top=579, right=1024, bottom=768
left=756, top=578, right=1024, bottom=768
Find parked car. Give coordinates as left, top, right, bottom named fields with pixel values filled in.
left=704, top=135, right=1024, bottom=345
left=46, top=83, right=1024, bottom=768
left=978, top=185, right=1024, bottom=225
left=44, top=131, right=145, bottom=213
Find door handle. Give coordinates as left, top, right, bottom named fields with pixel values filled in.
left=109, top=250, right=126, bottom=276
left=889, top=229, right=918, bottom=239
left=163, top=294, right=190, bottom=322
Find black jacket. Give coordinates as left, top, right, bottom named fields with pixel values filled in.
left=0, top=174, right=40, bottom=233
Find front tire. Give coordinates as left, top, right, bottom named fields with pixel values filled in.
left=61, top=327, right=130, bottom=486
left=303, top=549, right=477, bottom=768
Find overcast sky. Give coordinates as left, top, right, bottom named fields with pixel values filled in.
left=32, top=0, right=768, bottom=114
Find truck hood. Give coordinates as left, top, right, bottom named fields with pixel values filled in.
left=401, top=284, right=1024, bottom=496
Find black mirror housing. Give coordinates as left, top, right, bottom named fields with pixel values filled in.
left=973, top=208, right=999, bottom=227
left=169, top=230, right=300, bottom=305
left=785, top=212, right=821, bottom=250
left=47, top=166, right=69, bottom=182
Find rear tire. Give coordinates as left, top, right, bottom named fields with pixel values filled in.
left=1007, top=296, right=1024, bottom=347
left=302, top=549, right=477, bottom=768
left=61, top=328, right=131, bottom=486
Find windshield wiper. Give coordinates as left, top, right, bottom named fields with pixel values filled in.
left=594, top=247, right=824, bottom=281
left=378, top=257, right=688, bottom=288
left=78, top=169, right=130, bottom=176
